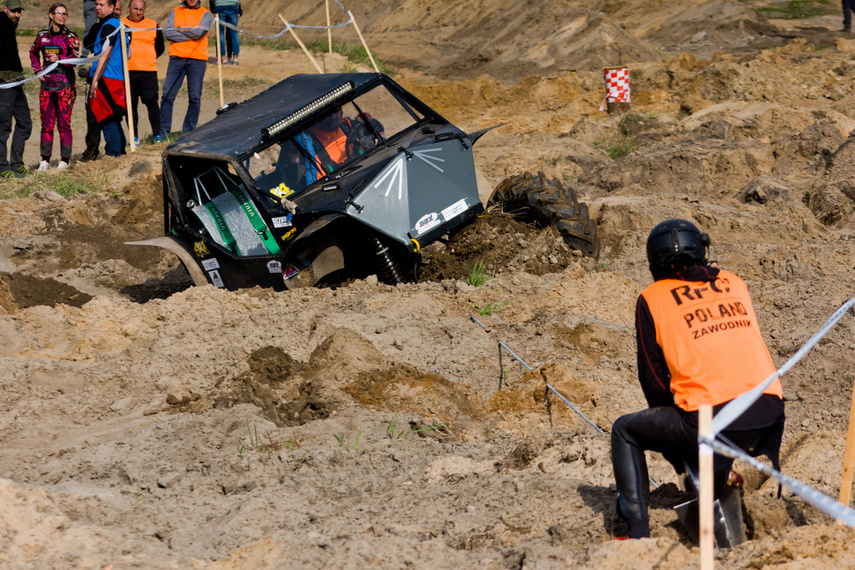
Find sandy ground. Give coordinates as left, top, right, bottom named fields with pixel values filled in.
left=2, top=0, right=855, bottom=568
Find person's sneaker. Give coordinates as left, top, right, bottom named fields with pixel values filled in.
left=57, top=160, right=69, bottom=170
left=12, top=165, right=29, bottom=175
left=221, top=56, right=229, bottom=64
left=232, top=57, right=238, bottom=65
left=153, top=134, right=164, bottom=143
left=37, top=160, right=50, bottom=172
left=843, top=26, right=852, bottom=32
left=0, top=169, right=24, bottom=179
left=134, top=136, right=140, bottom=145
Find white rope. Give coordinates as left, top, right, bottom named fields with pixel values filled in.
left=703, top=434, right=855, bottom=528
left=712, top=296, right=855, bottom=435
left=2, top=0, right=361, bottom=90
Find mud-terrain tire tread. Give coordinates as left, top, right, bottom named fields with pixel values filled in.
left=490, top=171, right=600, bottom=258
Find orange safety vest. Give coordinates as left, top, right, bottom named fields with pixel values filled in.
left=122, top=17, right=158, bottom=72
left=169, top=6, right=209, bottom=60
left=640, top=269, right=782, bottom=412
left=310, top=119, right=350, bottom=165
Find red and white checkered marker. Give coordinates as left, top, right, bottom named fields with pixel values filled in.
left=600, top=66, right=631, bottom=111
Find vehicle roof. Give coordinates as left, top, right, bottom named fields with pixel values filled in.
left=165, top=73, right=384, bottom=159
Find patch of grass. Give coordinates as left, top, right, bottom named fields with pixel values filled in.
left=595, top=111, right=657, bottom=160
left=386, top=407, right=443, bottom=440
left=757, top=0, right=835, bottom=19
left=130, top=483, right=147, bottom=507
left=1, top=171, right=110, bottom=200
left=333, top=426, right=362, bottom=453
left=467, top=258, right=494, bottom=287
left=238, top=417, right=290, bottom=455
left=475, top=297, right=510, bottom=316
left=240, top=36, right=394, bottom=75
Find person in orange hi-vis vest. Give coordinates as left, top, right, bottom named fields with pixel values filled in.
left=122, top=0, right=164, bottom=144
left=159, top=0, right=211, bottom=138
left=610, top=219, right=785, bottom=539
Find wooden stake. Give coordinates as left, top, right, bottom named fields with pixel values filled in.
left=838, top=378, right=855, bottom=518
left=215, top=15, right=224, bottom=108
left=348, top=11, right=379, bottom=73
left=326, top=0, right=332, bottom=54
left=699, top=405, right=714, bottom=570
left=119, top=26, right=135, bottom=152
left=279, top=15, right=324, bottom=74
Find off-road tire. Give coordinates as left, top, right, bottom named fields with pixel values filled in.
left=489, top=171, right=600, bottom=258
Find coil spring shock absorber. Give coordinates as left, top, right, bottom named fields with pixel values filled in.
left=371, top=234, right=405, bottom=284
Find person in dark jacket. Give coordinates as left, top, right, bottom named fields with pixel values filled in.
left=0, top=0, right=32, bottom=178
left=611, top=219, right=786, bottom=539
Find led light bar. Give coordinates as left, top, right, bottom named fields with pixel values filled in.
left=261, top=82, right=354, bottom=140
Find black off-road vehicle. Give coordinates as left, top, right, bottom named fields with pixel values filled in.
left=130, top=73, right=598, bottom=290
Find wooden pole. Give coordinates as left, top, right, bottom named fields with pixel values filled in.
left=838, top=378, right=855, bottom=518
left=215, top=15, right=224, bottom=108
left=279, top=15, right=324, bottom=74
left=348, top=11, right=379, bottom=73
left=699, top=405, right=714, bottom=570
left=326, top=0, right=332, bottom=54
left=120, top=26, right=136, bottom=152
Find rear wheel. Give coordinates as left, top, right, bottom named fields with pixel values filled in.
left=488, top=171, right=600, bottom=258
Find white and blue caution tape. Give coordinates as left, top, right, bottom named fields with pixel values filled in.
left=712, top=295, right=855, bottom=435
left=702, top=295, right=855, bottom=527
left=704, top=434, right=855, bottom=527
left=2, top=0, right=360, bottom=90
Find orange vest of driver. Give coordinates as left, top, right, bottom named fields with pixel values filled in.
left=122, top=17, right=157, bottom=72
left=640, top=269, right=783, bottom=412
left=169, top=6, right=209, bottom=60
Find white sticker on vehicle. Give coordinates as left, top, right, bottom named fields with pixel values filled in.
left=267, top=260, right=283, bottom=274
left=271, top=216, right=292, bottom=228
left=202, top=258, right=220, bottom=271
left=414, top=212, right=441, bottom=236
left=441, top=199, right=467, bottom=222
left=209, top=269, right=224, bottom=288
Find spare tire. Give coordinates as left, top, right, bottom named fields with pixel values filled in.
left=489, top=171, right=600, bottom=258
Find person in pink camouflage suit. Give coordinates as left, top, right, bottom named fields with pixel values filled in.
left=30, top=3, right=79, bottom=171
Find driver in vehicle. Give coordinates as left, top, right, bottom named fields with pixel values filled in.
left=265, top=106, right=385, bottom=196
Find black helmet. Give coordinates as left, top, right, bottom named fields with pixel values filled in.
left=646, top=219, right=711, bottom=280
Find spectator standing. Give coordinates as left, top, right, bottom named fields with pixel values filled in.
left=30, top=3, right=80, bottom=171
left=844, top=0, right=855, bottom=32
left=210, top=0, right=240, bottom=64
left=159, top=0, right=211, bottom=138
left=122, top=0, right=164, bottom=144
left=0, top=0, right=32, bottom=179
left=87, top=0, right=129, bottom=157
left=81, top=0, right=96, bottom=56
left=81, top=0, right=121, bottom=161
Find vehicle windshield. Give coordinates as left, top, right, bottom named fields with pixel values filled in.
left=246, top=84, right=424, bottom=201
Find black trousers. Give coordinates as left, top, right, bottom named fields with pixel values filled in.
left=611, top=399, right=784, bottom=538
left=83, top=75, right=101, bottom=159
left=128, top=70, right=160, bottom=137
left=0, top=85, right=32, bottom=170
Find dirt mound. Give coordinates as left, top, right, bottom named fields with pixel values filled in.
left=0, top=272, right=93, bottom=311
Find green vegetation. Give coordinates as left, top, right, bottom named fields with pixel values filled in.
left=1, top=171, right=110, bottom=200
left=238, top=417, right=292, bottom=455
left=475, top=298, right=509, bottom=316
left=595, top=111, right=657, bottom=160
left=241, top=37, right=394, bottom=75
left=333, top=426, right=362, bottom=453
left=386, top=407, right=443, bottom=440
left=467, top=259, right=495, bottom=287
left=756, top=0, right=835, bottom=19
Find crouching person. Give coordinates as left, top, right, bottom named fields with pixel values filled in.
left=611, top=219, right=785, bottom=539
